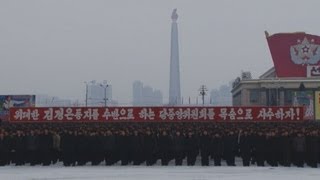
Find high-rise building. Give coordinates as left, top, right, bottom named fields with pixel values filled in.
left=133, top=81, right=143, bottom=106
left=169, top=9, right=181, bottom=105
left=86, top=80, right=112, bottom=106
left=210, top=84, right=232, bottom=106
left=132, top=80, right=163, bottom=106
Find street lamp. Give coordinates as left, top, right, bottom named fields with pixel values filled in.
left=84, top=81, right=89, bottom=107
left=199, top=85, right=208, bottom=105
left=100, top=83, right=109, bottom=107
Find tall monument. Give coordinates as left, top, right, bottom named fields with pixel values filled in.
left=169, top=9, right=181, bottom=105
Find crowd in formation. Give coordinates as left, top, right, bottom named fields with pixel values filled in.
left=0, top=122, right=320, bottom=167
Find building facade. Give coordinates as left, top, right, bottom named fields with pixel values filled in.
left=232, top=32, right=320, bottom=120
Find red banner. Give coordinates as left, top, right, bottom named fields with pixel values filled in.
left=266, top=32, right=320, bottom=77
left=9, top=106, right=304, bottom=122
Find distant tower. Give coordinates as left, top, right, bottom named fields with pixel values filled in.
left=169, top=9, right=181, bottom=105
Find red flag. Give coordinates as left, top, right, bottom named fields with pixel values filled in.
left=266, top=32, right=320, bottom=77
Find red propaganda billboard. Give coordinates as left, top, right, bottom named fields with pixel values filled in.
left=266, top=32, right=320, bottom=77
left=9, top=106, right=304, bottom=123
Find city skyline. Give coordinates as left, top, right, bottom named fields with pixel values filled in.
left=1, top=0, right=320, bottom=104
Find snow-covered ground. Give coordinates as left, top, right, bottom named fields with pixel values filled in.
left=0, top=164, right=319, bottom=180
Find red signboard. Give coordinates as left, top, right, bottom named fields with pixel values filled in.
left=9, top=106, right=304, bottom=122
left=266, top=32, right=320, bottom=77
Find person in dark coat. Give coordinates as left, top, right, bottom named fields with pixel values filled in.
left=117, top=130, right=130, bottom=165
left=265, top=131, right=279, bottom=167
left=158, top=131, right=172, bottom=166
left=143, top=130, right=157, bottom=166
left=25, top=130, right=39, bottom=165
left=185, top=131, right=198, bottom=166
left=211, top=133, right=224, bottom=166
left=13, top=130, right=26, bottom=166
left=279, top=131, right=292, bottom=167
left=199, top=130, right=211, bottom=166
left=292, top=133, right=306, bottom=167
left=112, top=130, right=121, bottom=164
left=91, top=132, right=104, bottom=165
left=103, top=130, right=116, bottom=165
left=72, top=131, right=80, bottom=165
left=6, top=132, right=15, bottom=165
left=39, top=129, right=53, bottom=166
left=172, top=131, right=185, bottom=165
left=254, top=131, right=266, bottom=166
left=0, top=133, right=10, bottom=166
left=61, top=131, right=75, bottom=166
left=52, top=131, right=61, bottom=165
left=239, top=130, right=252, bottom=166
left=131, top=130, right=144, bottom=165
left=75, top=131, right=88, bottom=166
left=306, top=131, right=318, bottom=168
left=224, top=131, right=237, bottom=166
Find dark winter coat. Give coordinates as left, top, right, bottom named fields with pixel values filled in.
left=292, top=136, right=306, bottom=152
left=211, top=137, right=224, bottom=156
left=172, top=135, right=185, bottom=153
left=25, top=135, right=38, bottom=151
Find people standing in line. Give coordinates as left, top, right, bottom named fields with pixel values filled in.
left=0, top=122, right=319, bottom=167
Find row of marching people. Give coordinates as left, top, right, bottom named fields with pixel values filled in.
left=0, top=122, right=319, bottom=167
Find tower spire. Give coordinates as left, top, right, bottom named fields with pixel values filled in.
left=169, top=9, right=181, bottom=105
left=171, top=8, right=178, bottom=21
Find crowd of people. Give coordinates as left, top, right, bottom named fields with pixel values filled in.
left=0, top=122, right=319, bottom=167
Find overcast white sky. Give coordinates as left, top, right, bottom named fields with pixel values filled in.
left=1, top=0, right=320, bottom=104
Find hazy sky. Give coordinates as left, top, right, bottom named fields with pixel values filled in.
left=1, top=0, right=320, bottom=104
